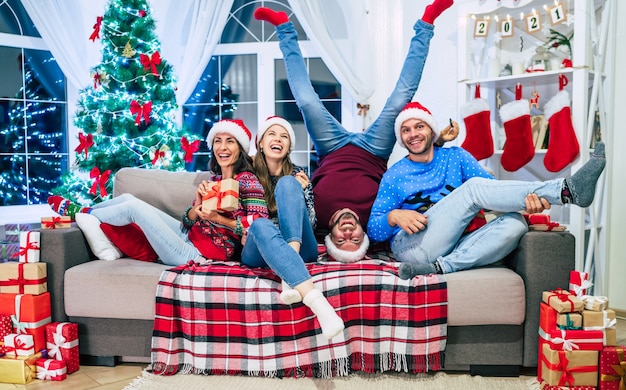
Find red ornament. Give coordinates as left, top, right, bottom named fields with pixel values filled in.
left=130, top=100, right=152, bottom=125
left=140, top=51, right=162, bottom=77
left=89, top=16, right=102, bottom=41
left=139, top=10, right=147, bottom=17
left=75, top=132, right=94, bottom=158
left=181, top=137, right=200, bottom=163
left=89, top=167, right=111, bottom=197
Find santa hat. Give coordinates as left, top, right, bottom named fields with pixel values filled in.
left=324, top=233, right=370, bottom=264
left=256, top=116, right=296, bottom=151
left=394, top=102, right=439, bottom=148
left=206, top=119, right=252, bottom=153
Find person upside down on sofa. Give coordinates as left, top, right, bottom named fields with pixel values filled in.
left=254, top=0, right=457, bottom=264
left=367, top=101, right=606, bottom=279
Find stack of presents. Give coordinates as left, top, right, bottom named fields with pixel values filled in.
left=538, top=271, right=625, bottom=389
left=0, top=217, right=79, bottom=384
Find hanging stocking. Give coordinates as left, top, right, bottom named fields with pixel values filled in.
left=461, top=84, right=494, bottom=160
left=499, top=83, right=535, bottom=171
left=543, top=75, right=580, bottom=172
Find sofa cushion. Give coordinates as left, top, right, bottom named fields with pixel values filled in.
left=100, top=223, right=158, bottom=262
left=74, top=213, right=123, bottom=261
left=445, top=266, right=525, bottom=326
left=64, top=259, right=169, bottom=320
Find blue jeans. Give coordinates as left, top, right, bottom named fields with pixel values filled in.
left=91, top=193, right=201, bottom=266
left=391, top=177, right=564, bottom=273
left=241, top=176, right=318, bottom=287
left=277, top=19, right=434, bottom=159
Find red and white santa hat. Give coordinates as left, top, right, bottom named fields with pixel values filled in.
left=256, top=116, right=296, bottom=151
left=206, top=119, right=252, bottom=153
left=394, top=101, right=439, bottom=148
left=324, top=233, right=370, bottom=264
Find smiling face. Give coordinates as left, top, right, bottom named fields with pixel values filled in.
left=328, top=208, right=366, bottom=252
left=259, top=124, right=291, bottom=161
left=211, top=132, right=241, bottom=170
left=400, top=118, right=435, bottom=162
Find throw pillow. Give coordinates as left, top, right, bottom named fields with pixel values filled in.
left=100, top=223, right=158, bottom=262
left=74, top=213, right=123, bottom=261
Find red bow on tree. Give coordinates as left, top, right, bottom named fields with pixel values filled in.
left=181, top=136, right=200, bottom=163
left=75, top=132, right=94, bottom=159
left=89, top=16, right=103, bottom=42
left=130, top=100, right=152, bottom=125
left=151, top=148, right=165, bottom=166
left=140, top=51, right=162, bottom=77
left=93, top=71, right=102, bottom=89
left=89, top=167, right=111, bottom=197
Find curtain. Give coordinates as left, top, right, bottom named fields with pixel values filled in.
left=288, top=0, right=375, bottom=106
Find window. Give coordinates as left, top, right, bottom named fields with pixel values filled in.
left=182, top=0, right=341, bottom=175
left=0, top=0, right=67, bottom=206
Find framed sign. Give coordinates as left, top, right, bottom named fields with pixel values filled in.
left=548, top=2, right=567, bottom=25
left=525, top=12, right=542, bottom=33
left=500, top=19, right=514, bottom=38
left=474, top=19, right=490, bottom=37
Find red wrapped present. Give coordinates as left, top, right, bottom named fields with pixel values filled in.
left=599, top=345, right=625, bottom=390
left=541, top=343, right=599, bottom=387
left=543, top=288, right=585, bottom=313
left=0, top=315, right=11, bottom=355
left=569, top=271, right=592, bottom=298
left=583, top=310, right=617, bottom=347
left=4, top=333, right=35, bottom=357
left=548, top=328, right=605, bottom=352
left=0, top=262, right=47, bottom=294
left=15, top=231, right=40, bottom=263
left=201, top=178, right=239, bottom=212
left=46, top=322, right=79, bottom=374
left=0, top=292, right=51, bottom=351
left=40, top=216, right=72, bottom=230
left=36, top=358, right=67, bottom=381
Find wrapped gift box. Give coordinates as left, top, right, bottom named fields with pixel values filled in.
left=36, top=358, right=67, bottom=381
left=0, top=292, right=51, bottom=351
left=582, top=296, right=609, bottom=312
left=46, top=322, right=79, bottom=374
left=4, top=224, right=31, bottom=243
left=569, top=271, right=592, bottom=298
left=0, top=354, right=38, bottom=384
left=540, top=380, right=597, bottom=389
left=558, top=312, right=583, bottom=330
left=1, top=241, right=19, bottom=263
left=583, top=310, right=617, bottom=347
left=543, top=289, right=585, bottom=313
left=40, top=216, right=72, bottom=230
left=541, top=343, right=599, bottom=387
left=0, top=262, right=47, bottom=295
left=201, top=178, right=239, bottom=212
left=599, top=345, right=625, bottom=390
left=17, top=231, right=40, bottom=263
left=0, top=315, right=11, bottom=355
left=3, top=334, right=34, bottom=357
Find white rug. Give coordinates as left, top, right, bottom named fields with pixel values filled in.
left=125, top=369, right=540, bottom=390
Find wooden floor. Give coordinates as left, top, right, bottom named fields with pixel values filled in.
left=3, top=318, right=625, bottom=389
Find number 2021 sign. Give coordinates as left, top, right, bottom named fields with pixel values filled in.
left=474, top=19, right=490, bottom=37
left=526, top=12, right=542, bottom=33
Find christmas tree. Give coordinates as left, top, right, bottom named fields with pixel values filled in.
left=53, top=0, right=199, bottom=206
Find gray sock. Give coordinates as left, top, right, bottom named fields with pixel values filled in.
left=563, top=142, right=605, bottom=207
left=398, top=262, right=438, bottom=279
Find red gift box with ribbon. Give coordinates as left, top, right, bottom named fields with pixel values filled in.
left=0, top=314, right=11, bottom=355
left=16, top=231, right=40, bottom=263
left=0, top=262, right=47, bottom=294
left=599, top=345, right=626, bottom=390
left=201, top=179, right=239, bottom=212
left=0, top=292, right=51, bottom=352
left=36, top=358, right=67, bottom=381
left=541, top=343, right=599, bottom=387
left=40, top=216, right=72, bottom=230
left=569, top=271, right=592, bottom=298
left=45, top=322, right=79, bottom=374
left=3, top=333, right=35, bottom=357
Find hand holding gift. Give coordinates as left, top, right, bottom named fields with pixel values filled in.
left=201, top=179, right=239, bottom=212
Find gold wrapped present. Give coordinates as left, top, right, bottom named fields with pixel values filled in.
left=0, top=262, right=47, bottom=295
left=582, top=309, right=617, bottom=346
left=540, top=343, right=599, bottom=387
left=201, top=179, right=239, bottom=212
left=0, top=353, right=38, bottom=384
left=542, top=289, right=585, bottom=313
left=40, top=216, right=72, bottom=229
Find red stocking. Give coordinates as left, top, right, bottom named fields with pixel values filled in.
left=543, top=90, right=580, bottom=172
left=499, top=85, right=535, bottom=171
left=461, top=85, right=494, bottom=160
left=254, top=7, right=289, bottom=26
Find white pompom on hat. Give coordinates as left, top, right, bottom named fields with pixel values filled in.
left=256, top=116, right=296, bottom=151
left=394, top=101, right=439, bottom=148
left=324, top=233, right=370, bottom=264
left=206, top=119, right=252, bottom=153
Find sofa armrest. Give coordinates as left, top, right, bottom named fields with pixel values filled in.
left=39, top=226, right=94, bottom=323
left=506, top=231, right=575, bottom=367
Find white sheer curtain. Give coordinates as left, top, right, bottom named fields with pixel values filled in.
left=288, top=0, right=375, bottom=106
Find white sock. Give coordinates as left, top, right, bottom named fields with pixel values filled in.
left=302, top=289, right=345, bottom=339
left=280, top=280, right=302, bottom=305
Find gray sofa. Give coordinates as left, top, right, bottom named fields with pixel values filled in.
left=39, top=167, right=575, bottom=375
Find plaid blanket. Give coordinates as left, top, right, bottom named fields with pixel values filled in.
left=151, top=256, right=447, bottom=378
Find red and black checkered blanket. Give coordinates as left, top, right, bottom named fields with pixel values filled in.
left=151, top=256, right=447, bottom=378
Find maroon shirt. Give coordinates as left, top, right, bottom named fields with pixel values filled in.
left=311, top=144, right=387, bottom=234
